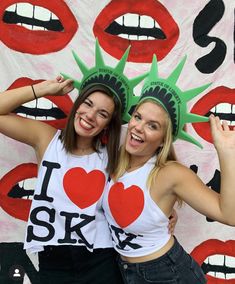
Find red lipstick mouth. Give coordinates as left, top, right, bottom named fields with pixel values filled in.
left=191, top=86, right=235, bottom=144
left=93, top=0, right=179, bottom=62
left=0, top=163, right=37, bottom=221
left=9, top=77, right=73, bottom=129
left=0, top=0, right=78, bottom=54
left=191, top=239, right=235, bottom=283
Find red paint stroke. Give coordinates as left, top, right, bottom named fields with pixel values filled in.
left=0, top=163, right=37, bottom=221
left=191, top=86, right=235, bottom=144
left=0, top=0, right=78, bottom=54
left=191, top=239, right=235, bottom=283
left=93, top=0, right=179, bottom=63
left=8, top=77, right=73, bottom=129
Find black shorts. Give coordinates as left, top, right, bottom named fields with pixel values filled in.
left=38, top=245, right=123, bottom=284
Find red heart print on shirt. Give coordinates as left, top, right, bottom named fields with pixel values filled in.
left=108, top=182, right=144, bottom=228
left=63, top=167, right=105, bottom=209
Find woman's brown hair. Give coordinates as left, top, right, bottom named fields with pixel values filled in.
left=60, top=84, right=122, bottom=175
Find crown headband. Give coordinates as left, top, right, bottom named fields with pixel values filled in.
left=61, top=39, right=147, bottom=123
left=139, top=55, right=211, bottom=148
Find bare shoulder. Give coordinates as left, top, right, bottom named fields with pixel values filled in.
left=36, top=124, right=57, bottom=150
left=156, top=161, right=196, bottom=188
left=158, top=161, right=188, bottom=176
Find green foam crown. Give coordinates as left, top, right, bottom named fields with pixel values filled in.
left=140, top=55, right=211, bottom=148
left=62, top=39, right=147, bottom=123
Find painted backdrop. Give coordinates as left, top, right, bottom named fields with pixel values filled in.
left=0, top=0, right=234, bottom=283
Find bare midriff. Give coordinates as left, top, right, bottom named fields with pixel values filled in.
left=120, top=235, right=175, bottom=263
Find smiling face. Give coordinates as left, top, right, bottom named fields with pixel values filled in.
left=0, top=1, right=235, bottom=282
left=74, top=91, right=115, bottom=143
left=126, top=101, right=168, bottom=162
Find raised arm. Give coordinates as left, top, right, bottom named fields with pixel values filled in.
left=210, top=115, right=235, bottom=224
left=0, top=77, right=74, bottom=114
left=167, top=115, right=235, bottom=226
left=0, top=77, right=74, bottom=162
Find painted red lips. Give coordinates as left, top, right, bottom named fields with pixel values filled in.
left=0, top=0, right=78, bottom=54
left=8, top=77, right=73, bottom=129
left=191, top=86, right=235, bottom=144
left=0, top=163, right=37, bottom=221
left=191, top=239, right=235, bottom=283
left=93, top=0, right=179, bottom=62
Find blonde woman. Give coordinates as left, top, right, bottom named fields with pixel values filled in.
left=102, top=56, right=235, bottom=284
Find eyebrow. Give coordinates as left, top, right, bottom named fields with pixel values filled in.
left=86, top=98, right=111, bottom=117
left=100, top=109, right=111, bottom=117
left=136, top=110, right=162, bottom=128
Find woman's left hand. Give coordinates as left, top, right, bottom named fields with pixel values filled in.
left=33, top=76, right=74, bottom=98
left=210, top=114, right=235, bottom=151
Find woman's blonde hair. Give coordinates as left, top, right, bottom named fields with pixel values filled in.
left=113, top=99, right=182, bottom=205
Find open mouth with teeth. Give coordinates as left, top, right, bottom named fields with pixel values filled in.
left=8, top=177, right=36, bottom=200
left=191, top=239, right=235, bottom=282
left=93, top=0, right=179, bottom=62
left=131, top=133, right=144, bottom=144
left=209, top=104, right=235, bottom=125
left=191, top=86, right=235, bottom=144
left=0, top=0, right=78, bottom=54
left=202, top=254, right=235, bottom=281
left=79, top=118, right=94, bottom=130
left=3, top=2, right=63, bottom=31
left=0, top=163, right=37, bottom=221
left=105, top=13, right=166, bottom=41
left=9, top=77, right=73, bottom=128
left=14, top=98, right=66, bottom=122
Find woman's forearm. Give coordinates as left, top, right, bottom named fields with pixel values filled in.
left=218, top=149, right=235, bottom=225
left=0, top=85, right=35, bottom=114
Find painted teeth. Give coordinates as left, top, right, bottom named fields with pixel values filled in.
left=22, top=97, right=56, bottom=109
left=204, top=254, right=235, bottom=279
left=19, top=177, right=36, bottom=200
left=6, top=3, right=58, bottom=31
left=17, top=98, right=57, bottom=120
left=211, top=103, right=234, bottom=114
left=211, top=103, right=235, bottom=125
left=116, top=13, right=159, bottom=28
left=115, top=13, right=160, bottom=40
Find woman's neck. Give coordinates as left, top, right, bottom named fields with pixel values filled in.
left=127, top=156, right=151, bottom=172
left=74, top=137, right=94, bottom=155
left=73, top=145, right=94, bottom=156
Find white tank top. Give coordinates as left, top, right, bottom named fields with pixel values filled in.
left=24, top=130, right=112, bottom=253
left=102, top=157, right=171, bottom=257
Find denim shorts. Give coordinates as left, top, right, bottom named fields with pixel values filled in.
left=118, top=237, right=207, bottom=284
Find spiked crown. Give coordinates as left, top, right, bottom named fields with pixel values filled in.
left=61, top=39, right=147, bottom=123
left=139, top=55, right=211, bottom=148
